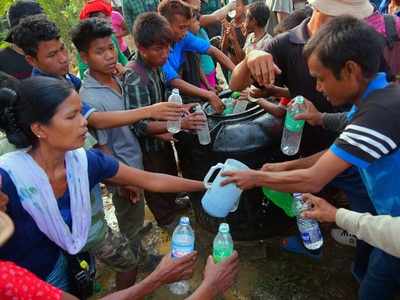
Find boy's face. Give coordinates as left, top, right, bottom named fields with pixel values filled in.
left=236, top=1, right=246, bottom=18
left=308, top=53, right=360, bottom=107
left=190, top=15, right=200, bottom=34
left=139, top=43, right=170, bottom=68
left=244, top=9, right=255, bottom=34
left=82, top=36, right=117, bottom=75
left=26, top=39, right=69, bottom=77
left=169, top=14, right=191, bottom=42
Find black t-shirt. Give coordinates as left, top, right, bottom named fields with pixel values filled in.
left=0, top=47, right=32, bottom=80
left=262, top=18, right=338, bottom=156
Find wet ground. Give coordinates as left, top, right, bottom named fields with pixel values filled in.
left=91, top=193, right=361, bottom=300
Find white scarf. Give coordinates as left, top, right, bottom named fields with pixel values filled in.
left=0, top=148, right=91, bottom=254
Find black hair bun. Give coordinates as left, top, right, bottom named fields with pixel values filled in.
left=0, top=88, right=31, bottom=148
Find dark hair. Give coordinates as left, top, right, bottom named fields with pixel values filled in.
left=273, top=5, right=312, bottom=35
left=0, top=76, right=73, bottom=148
left=303, top=15, right=384, bottom=79
left=247, top=1, right=270, bottom=28
left=12, top=14, right=60, bottom=57
left=133, top=12, right=173, bottom=47
left=71, top=17, right=113, bottom=52
left=158, top=0, right=193, bottom=22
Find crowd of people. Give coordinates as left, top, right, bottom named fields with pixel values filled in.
left=0, top=0, right=399, bottom=299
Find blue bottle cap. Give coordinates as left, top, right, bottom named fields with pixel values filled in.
left=180, top=216, right=190, bottom=225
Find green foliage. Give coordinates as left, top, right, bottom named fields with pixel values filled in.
left=0, top=0, right=84, bottom=54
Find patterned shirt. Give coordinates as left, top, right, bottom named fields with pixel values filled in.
left=124, top=53, right=168, bottom=153
left=122, top=0, right=159, bottom=33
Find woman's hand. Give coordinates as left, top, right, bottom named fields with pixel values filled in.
left=220, top=170, right=261, bottom=190
left=301, top=193, right=337, bottom=223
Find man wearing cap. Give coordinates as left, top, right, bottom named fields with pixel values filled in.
left=229, top=0, right=395, bottom=295
left=0, top=0, right=43, bottom=79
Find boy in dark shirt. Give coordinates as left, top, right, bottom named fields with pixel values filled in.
left=223, top=16, right=400, bottom=299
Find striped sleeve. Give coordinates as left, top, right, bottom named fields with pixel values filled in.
left=331, top=106, right=398, bottom=168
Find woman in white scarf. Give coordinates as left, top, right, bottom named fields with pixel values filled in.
left=0, top=77, right=204, bottom=289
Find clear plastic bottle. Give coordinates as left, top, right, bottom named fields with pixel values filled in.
left=222, top=98, right=235, bottom=116
left=213, top=223, right=234, bottom=263
left=232, top=100, right=248, bottom=114
left=194, top=104, right=211, bottom=145
left=169, top=216, right=195, bottom=295
left=293, top=193, right=323, bottom=251
left=167, top=89, right=182, bottom=133
left=281, top=96, right=306, bottom=156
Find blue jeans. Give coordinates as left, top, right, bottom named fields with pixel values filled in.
left=359, top=249, right=400, bottom=300
left=330, top=168, right=400, bottom=299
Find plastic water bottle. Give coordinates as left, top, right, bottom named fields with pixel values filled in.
left=281, top=96, right=306, bottom=156
left=222, top=98, right=235, bottom=115
left=213, top=223, right=234, bottom=263
left=167, top=89, right=182, bottom=133
left=232, top=100, right=248, bottom=114
left=293, top=193, right=323, bottom=251
left=169, top=216, right=195, bottom=295
left=194, top=104, right=211, bottom=145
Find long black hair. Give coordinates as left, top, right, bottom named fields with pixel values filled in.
left=0, top=76, right=73, bottom=148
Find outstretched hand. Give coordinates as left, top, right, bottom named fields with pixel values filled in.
left=153, top=252, right=198, bottom=285
left=203, top=251, right=239, bottom=296
left=301, top=193, right=337, bottom=223
left=246, top=50, right=281, bottom=88
left=220, top=170, right=261, bottom=190
left=294, top=98, right=323, bottom=126
left=149, top=102, right=186, bottom=121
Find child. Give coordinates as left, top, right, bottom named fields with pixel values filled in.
left=190, top=11, right=217, bottom=92
left=124, top=12, right=205, bottom=229
left=221, top=0, right=248, bottom=65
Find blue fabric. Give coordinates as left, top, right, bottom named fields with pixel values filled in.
left=31, top=68, right=95, bottom=119
left=46, top=253, right=70, bottom=291
left=162, top=31, right=211, bottom=82
left=359, top=248, right=400, bottom=300
left=330, top=144, right=370, bottom=169
left=333, top=72, right=400, bottom=216
left=329, top=167, right=377, bottom=283
left=346, top=72, right=389, bottom=120
left=0, top=149, right=119, bottom=280
left=379, top=0, right=400, bottom=16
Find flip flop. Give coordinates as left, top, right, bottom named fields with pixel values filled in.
left=281, top=235, right=322, bottom=260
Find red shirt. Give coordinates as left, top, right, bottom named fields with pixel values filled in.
left=0, top=261, right=62, bottom=300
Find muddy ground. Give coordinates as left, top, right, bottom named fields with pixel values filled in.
left=90, top=193, right=363, bottom=300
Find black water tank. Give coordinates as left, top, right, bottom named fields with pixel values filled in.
left=175, top=98, right=296, bottom=240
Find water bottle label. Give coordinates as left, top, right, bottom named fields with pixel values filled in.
left=213, top=248, right=233, bottom=263
left=301, top=226, right=322, bottom=246
left=172, top=243, right=194, bottom=258
left=284, top=112, right=305, bottom=132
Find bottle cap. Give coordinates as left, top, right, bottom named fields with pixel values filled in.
left=194, top=104, right=202, bottom=112
left=180, top=216, right=190, bottom=225
left=218, top=223, right=230, bottom=233
left=293, top=96, right=305, bottom=104
left=172, top=88, right=180, bottom=95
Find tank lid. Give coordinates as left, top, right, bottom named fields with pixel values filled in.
left=218, top=223, right=230, bottom=233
